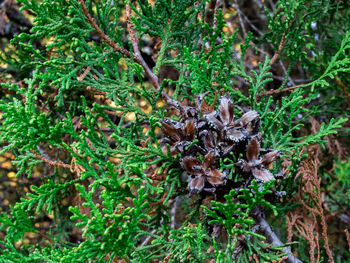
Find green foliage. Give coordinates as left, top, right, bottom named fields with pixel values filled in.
left=325, top=159, right=350, bottom=213
left=234, top=236, right=289, bottom=263
left=201, top=181, right=281, bottom=261
left=0, top=0, right=349, bottom=262
left=64, top=186, right=150, bottom=261
left=135, top=223, right=211, bottom=263
left=203, top=189, right=254, bottom=238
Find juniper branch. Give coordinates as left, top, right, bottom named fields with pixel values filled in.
left=79, top=0, right=131, bottom=58
left=253, top=209, right=303, bottom=263
left=80, top=0, right=177, bottom=104
left=269, top=16, right=295, bottom=66
left=259, top=84, right=302, bottom=97
left=80, top=0, right=161, bottom=92
left=125, top=3, right=160, bottom=91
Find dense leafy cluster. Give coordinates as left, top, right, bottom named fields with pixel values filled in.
left=0, top=0, right=349, bottom=262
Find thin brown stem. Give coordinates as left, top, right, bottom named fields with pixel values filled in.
left=79, top=0, right=131, bottom=58
left=77, top=66, right=91, bottom=82
left=278, top=256, right=289, bottom=263
left=319, top=211, right=334, bottom=262
left=335, top=76, right=350, bottom=105
left=312, top=161, right=334, bottom=263
left=253, top=210, right=303, bottom=263
left=212, top=0, right=220, bottom=33
left=269, top=16, right=295, bottom=66
left=125, top=3, right=160, bottom=91
left=30, top=149, right=71, bottom=169
left=229, top=2, right=269, bottom=57
left=269, top=31, right=287, bottom=66
left=37, top=231, right=53, bottom=244
left=80, top=1, right=160, bottom=92
left=259, top=84, right=302, bottom=97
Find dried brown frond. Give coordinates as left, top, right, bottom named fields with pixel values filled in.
left=294, top=213, right=319, bottom=263
left=285, top=211, right=302, bottom=243
left=292, top=147, right=334, bottom=263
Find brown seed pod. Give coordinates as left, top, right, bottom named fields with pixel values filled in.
left=159, top=93, right=282, bottom=194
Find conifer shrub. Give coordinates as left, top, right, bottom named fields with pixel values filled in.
left=0, top=0, right=349, bottom=262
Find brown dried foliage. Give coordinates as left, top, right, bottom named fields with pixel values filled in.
left=285, top=116, right=344, bottom=263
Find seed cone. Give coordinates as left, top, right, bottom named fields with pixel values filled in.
left=160, top=94, right=282, bottom=195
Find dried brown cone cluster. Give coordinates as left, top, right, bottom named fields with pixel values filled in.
left=160, top=93, right=282, bottom=194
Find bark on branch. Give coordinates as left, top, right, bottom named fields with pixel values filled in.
left=253, top=209, right=303, bottom=263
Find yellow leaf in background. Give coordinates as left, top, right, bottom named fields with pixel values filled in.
left=156, top=100, right=164, bottom=107
left=1, top=161, right=12, bottom=169
left=139, top=99, right=152, bottom=114
left=224, top=13, right=231, bottom=19
left=140, top=99, right=147, bottom=107
left=15, top=240, right=23, bottom=247
left=4, top=152, right=14, bottom=159
left=119, top=9, right=127, bottom=22
left=27, top=232, right=37, bottom=239
left=7, top=171, right=16, bottom=178
left=109, top=156, right=121, bottom=165
left=125, top=112, right=136, bottom=121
